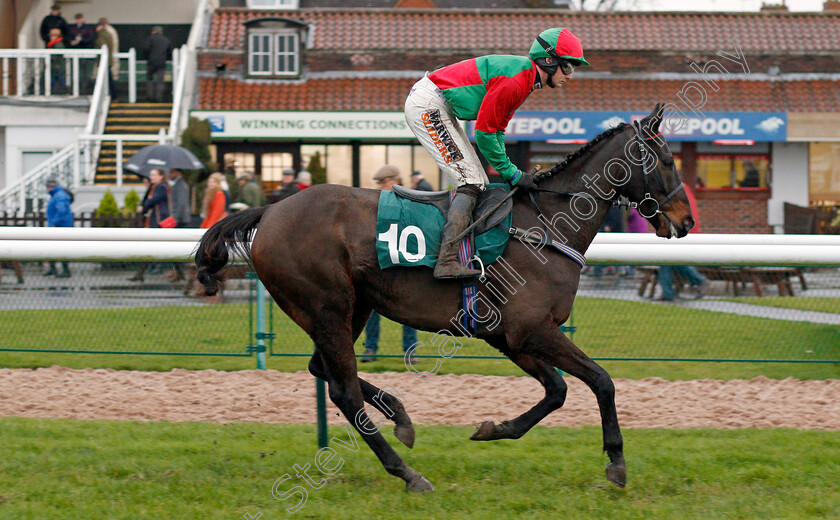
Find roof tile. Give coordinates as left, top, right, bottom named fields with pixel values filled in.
left=198, top=76, right=840, bottom=113
left=206, top=9, right=840, bottom=53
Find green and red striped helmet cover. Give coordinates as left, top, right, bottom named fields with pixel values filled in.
left=529, top=27, right=589, bottom=66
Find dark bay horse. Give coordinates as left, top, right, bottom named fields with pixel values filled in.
left=194, top=104, right=693, bottom=491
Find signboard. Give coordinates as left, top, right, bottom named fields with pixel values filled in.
left=467, top=111, right=788, bottom=142
left=190, top=111, right=414, bottom=139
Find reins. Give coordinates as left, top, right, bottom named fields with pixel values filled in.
left=511, top=121, right=685, bottom=266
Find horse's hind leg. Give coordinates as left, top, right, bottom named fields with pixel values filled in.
left=312, top=323, right=432, bottom=492
left=526, top=323, right=626, bottom=488
left=470, top=345, right=567, bottom=441
left=309, top=351, right=415, bottom=449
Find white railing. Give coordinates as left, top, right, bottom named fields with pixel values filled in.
left=170, top=0, right=210, bottom=143
left=0, top=48, right=105, bottom=98
left=0, top=230, right=839, bottom=265
left=169, top=45, right=191, bottom=142
left=0, top=143, right=80, bottom=214
left=114, top=48, right=138, bottom=104
left=79, top=130, right=171, bottom=186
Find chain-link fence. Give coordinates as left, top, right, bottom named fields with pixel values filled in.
left=1, top=259, right=838, bottom=373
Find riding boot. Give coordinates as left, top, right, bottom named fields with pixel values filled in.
left=434, top=185, right=482, bottom=280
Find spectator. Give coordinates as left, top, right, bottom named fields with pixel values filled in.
left=143, top=26, right=171, bottom=102
left=164, top=168, right=191, bottom=282
left=201, top=172, right=229, bottom=228
left=129, top=177, right=152, bottom=282
left=40, top=4, right=67, bottom=46
left=46, top=28, right=67, bottom=94
left=296, top=170, right=312, bottom=190
left=275, top=168, right=300, bottom=201
left=739, top=161, right=760, bottom=188
left=142, top=168, right=170, bottom=228
left=657, top=184, right=707, bottom=301
left=235, top=172, right=264, bottom=208
left=168, top=169, right=191, bottom=228
left=372, top=164, right=402, bottom=190
left=95, top=19, right=118, bottom=99
left=43, top=176, right=73, bottom=278
left=219, top=175, right=232, bottom=212
left=586, top=205, right=624, bottom=277
left=411, top=170, right=433, bottom=192
left=362, top=165, right=419, bottom=365
left=67, top=13, right=95, bottom=91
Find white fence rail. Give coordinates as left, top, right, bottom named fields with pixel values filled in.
left=0, top=48, right=105, bottom=98
left=1, top=229, right=838, bottom=264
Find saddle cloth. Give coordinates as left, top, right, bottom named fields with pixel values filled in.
left=376, top=184, right=513, bottom=270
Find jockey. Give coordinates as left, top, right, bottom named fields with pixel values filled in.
left=405, top=27, right=589, bottom=279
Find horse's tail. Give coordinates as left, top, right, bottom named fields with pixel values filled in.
left=194, top=206, right=268, bottom=296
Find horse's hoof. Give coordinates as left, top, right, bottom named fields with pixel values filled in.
left=469, top=420, right=496, bottom=441
left=394, top=424, right=415, bottom=449
left=406, top=474, right=434, bottom=493
left=606, top=460, right=626, bottom=488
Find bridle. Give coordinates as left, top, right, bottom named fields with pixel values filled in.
left=630, top=120, right=684, bottom=219
left=509, top=121, right=687, bottom=266
left=529, top=121, right=684, bottom=219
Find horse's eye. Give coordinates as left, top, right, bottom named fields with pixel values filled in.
left=662, top=158, right=674, bottom=168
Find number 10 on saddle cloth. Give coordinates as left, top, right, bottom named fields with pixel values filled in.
left=376, top=186, right=513, bottom=270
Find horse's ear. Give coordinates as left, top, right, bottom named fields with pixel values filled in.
left=648, top=102, right=663, bottom=133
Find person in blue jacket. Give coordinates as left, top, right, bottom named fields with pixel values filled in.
left=44, top=176, right=73, bottom=278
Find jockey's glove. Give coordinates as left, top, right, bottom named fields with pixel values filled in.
left=512, top=170, right=537, bottom=191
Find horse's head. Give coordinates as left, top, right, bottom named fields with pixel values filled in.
left=616, top=103, right=694, bottom=238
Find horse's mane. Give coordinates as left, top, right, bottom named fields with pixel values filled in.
left=545, top=122, right=630, bottom=177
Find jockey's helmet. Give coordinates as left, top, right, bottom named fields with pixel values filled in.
left=529, top=28, right=589, bottom=76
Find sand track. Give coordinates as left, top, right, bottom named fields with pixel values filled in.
left=0, top=367, right=837, bottom=430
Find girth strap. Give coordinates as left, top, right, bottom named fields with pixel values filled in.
left=507, top=226, right=586, bottom=268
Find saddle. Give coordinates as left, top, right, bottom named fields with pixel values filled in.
left=392, top=184, right=513, bottom=235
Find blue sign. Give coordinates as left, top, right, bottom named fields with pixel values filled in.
left=208, top=115, right=225, bottom=133
left=468, top=111, right=787, bottom=142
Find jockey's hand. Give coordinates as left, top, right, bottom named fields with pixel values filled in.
left=513, top=170, right=537, bottom=191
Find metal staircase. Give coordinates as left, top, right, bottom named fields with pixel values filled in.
left=94, top=102, right=173, bottom=185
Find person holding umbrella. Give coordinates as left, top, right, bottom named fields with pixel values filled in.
left=124, top=144, right=205, bottom=177
left=142, top=168, right=171, bottom=228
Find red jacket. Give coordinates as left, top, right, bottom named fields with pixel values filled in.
left=684, top=184, right=701, bottom=233
left=201, top=191, right=228, bottom=229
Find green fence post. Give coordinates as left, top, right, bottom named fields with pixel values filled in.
left=255, top=280, right=267, bottom=370
left=316, top=377, right=328, bottom=449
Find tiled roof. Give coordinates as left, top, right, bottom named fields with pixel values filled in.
left=207, top=8, right=840, bottom=53
left=198, top=76, right=840, bottom=112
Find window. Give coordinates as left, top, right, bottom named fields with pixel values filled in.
left=696, top=154, right=770, bottom=189
left=248, top=30, right=300, bottom=77
left=223, top=153, right=256, bottom=178
left=261, top=152, right=294, bottom=190
left=360, top=144, right=442, bottom=189
left=300, top=145, right=354, bottom=186
left=247, top=0, right=299, bottom=9
left=809, top=142, right=840, bottom=203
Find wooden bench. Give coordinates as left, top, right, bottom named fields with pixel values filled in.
left=741, top=267, right=806, bottom=297
left=0, top=261, right=24, bottom=284
left=636, top=265, right=808, bottom=298
left=639, top=266, right=806, bottom=298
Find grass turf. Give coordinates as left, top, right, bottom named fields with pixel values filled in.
left=0, top=418, right=837, bottom=520
left=719, top=297, right=840, bottom=315
left=1, top=298, right=838, bottom=380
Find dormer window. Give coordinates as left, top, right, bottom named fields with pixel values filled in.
left=245, top=18, right=307, bottom=78
left=249, top=30, right=300, bottom=76
left=247, top=0, right=299, bottom=9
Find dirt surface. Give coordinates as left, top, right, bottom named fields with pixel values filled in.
left=0, top=367, right=837, bottom=430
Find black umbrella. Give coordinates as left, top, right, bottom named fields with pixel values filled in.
left=124, top=144, right=205, bottom=176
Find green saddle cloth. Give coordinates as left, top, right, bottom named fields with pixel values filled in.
left=376, top=185, right=512, bottom=270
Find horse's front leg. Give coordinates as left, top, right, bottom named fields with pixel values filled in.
left=525, top=322, right=626, bottom=488
left=470, top=342, right=567, bottom=441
